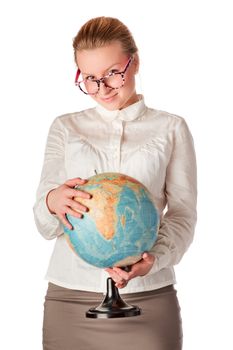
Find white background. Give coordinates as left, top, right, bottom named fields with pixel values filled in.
left=0, top=0, right=232, bottom=349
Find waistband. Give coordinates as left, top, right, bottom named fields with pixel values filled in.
left=46, top=282, right=175, bottom=302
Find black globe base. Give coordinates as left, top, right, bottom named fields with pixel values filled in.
left=86, top=277, right=141, bottom=318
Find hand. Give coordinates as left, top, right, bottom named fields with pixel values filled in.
left=105, top=252, right=156, bottom=289
left=46, top=177, right=92, bottom=229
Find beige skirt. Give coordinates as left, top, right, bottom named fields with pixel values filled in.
left=43, top=282, right=183, bottom=350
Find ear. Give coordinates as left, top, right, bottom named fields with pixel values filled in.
left=133, top=53, right=140, bottom=74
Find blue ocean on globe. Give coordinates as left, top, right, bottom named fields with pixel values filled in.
left=64, top=172, right=159, bottom=268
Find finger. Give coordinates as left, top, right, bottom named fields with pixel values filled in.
left=58, top=214, right=73, bottom=230
left=65, top=177, right=88, bottom=187
left=67, top=199, right=89, bottom=213
left=112, top=267, right=130, bottom=281
left=64, top=187, right=91, bottom=200
left=115, top=281, right=127, bottom=289
left=73, top=190, right=92, bottom=200
left=66, top=207, right=83, bottom=219
left=104, top=268, right=124, bottom=283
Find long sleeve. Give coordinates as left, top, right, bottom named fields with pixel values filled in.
left=149, top=117, right=197, bottom=274
left=33, top=117, right=67, bottom=240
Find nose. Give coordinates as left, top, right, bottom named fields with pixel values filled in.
left=98, top=79, right=113, bottom=96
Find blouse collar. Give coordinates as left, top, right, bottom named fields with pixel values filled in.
left=95, top=95, right=147, bottom=122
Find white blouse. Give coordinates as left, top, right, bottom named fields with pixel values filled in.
left=33, top=96, right=197, bottom=294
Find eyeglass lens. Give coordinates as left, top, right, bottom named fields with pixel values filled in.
left=79, top=73, right=124, bottom=95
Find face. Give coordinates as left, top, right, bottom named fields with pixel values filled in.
left=75, top=41, right=139, bottom=111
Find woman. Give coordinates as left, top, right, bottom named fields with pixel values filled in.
left=34, top=16, right=197, bottom=350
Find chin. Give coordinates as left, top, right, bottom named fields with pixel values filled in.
left=97, top=95, right=121, bottom=111
left=102, top=103, right=120, bottom=111
left=95, top=92, right=137, bottom=111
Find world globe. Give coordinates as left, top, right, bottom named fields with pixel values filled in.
left=64, top=172, right=159, bottom=268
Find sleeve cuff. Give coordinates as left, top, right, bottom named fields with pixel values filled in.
left=147, top=244, right=171, bottom=275
left=39, top=194, right=60, bottom=226
left=33, top=193, right=63, bottom=239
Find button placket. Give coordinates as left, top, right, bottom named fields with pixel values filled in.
left=111, top=120, right=123, bottom=170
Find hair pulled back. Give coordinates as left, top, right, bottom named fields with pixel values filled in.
left=73, top=16, right=138, bottom=64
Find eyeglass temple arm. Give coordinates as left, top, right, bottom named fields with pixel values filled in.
left=123, top=57, right=133, bottom=73
left=75, top=69, right=81, bottom=85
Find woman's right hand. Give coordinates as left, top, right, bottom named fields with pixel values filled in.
left=46, top=177, right=92, bottom=230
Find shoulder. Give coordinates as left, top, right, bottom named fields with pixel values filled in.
left=147, top=106, right=186, bottom=125
left=53, top=107, right=96, bottom=126
left=47, top=107, right=97, bottom=136
left=145, top=106, right=190, bottom=135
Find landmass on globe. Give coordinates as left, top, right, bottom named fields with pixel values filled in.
left=64, top=172, right=159, bottom=268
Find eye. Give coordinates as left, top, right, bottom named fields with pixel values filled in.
left=108, top=69, right=119, bottom=76
left=85, top=75, right=95, bottom=81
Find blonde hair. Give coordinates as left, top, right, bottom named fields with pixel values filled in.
left=73, top=16, right=138, bottom=64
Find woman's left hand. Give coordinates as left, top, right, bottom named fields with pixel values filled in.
left=105, top=252, right=155, bottom=289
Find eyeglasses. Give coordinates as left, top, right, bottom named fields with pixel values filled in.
left=75, top=57, right=133, bottom=95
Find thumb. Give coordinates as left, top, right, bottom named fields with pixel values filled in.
left=142, top=252, right=154, bottom=264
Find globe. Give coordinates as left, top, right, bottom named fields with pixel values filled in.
left=64, top=172, right=159, bottom=268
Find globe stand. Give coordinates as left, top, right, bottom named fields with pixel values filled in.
left=86, top=277, right=141, bottom=318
